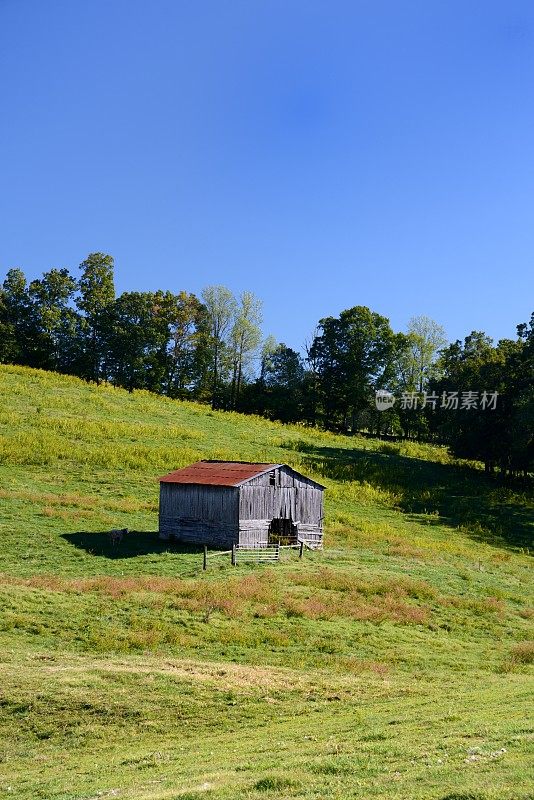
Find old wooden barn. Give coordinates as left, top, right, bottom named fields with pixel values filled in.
left=158, top=461, right=324, bottom=549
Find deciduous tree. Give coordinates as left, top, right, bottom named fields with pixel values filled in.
left=76, top=253, right=115, bottom=383
left=229, top=291, right=263, bottom=408
left=201, top=285, right=237, bottom=408
left=309, top=306, right=397, bottom=431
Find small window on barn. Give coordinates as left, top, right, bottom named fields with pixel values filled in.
left=269, top=471, right=276, bottom=486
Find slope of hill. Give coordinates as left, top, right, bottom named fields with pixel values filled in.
left=0, top=364, right=532, bottom=800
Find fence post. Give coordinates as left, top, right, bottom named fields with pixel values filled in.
left=299, top=540, right=304, bottom=559
left=231, top=544, right=236, bottom=566
left=276, top=543, right=280, bottom=562
left=203, top=545, right=207, bottom=571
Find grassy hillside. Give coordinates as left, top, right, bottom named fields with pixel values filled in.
left=0, top=364, right=532, bottom=800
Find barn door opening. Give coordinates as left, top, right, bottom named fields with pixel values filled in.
left=268, top=518, right=297, bottom=546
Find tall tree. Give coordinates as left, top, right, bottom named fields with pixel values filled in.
left=76, top=253, right=115, bottom=383
left=158, top=290, right=211, bottom=399
left=302, top=329, right=321, bottom=427
left=229, top=291, right=263, bottom=408
left=309, top=306, right=397, bottom=431
left=402, top=316, right=447, bottom=393
left=28, top=268, right=78, bottom=371
left=429, top=331, right=526, bottom=474
left=392, top=317, right=446, bottom=440
left=0, top=269, right=38, bottom=366
left=512, top=313, right=534, bottom=474
left=258, top=335, right=278, bottom=385
left=0, top=288, right=13, bottom=363
left=201, top=285, right=237, bottom=409
left=263, top=343, right=306, bottom=422
left=108, top=291, right=169, bottom=393
left=241, top=342, right=306, bottom=422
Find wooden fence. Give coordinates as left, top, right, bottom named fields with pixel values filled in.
left=202, top=539, right=310, bottom=570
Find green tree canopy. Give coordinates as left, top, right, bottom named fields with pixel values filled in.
left=76, top=253, right=116, bottom=383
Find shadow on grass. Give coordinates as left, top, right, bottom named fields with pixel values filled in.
left=62, top=530, right=203, bottom=559
left=286, top=442, right=533, bottom=551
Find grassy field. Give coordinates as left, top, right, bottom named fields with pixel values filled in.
left=0, top=364, right=532, bottom=800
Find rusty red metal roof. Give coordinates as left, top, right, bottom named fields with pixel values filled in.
left=159, top=461, right=281, bottom=487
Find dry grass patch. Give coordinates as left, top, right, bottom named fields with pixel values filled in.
left=283, top=592, right=430, bottom=625
left=0, top=487, right=156, bottom=513
left=0, top=573, right=187, bottom=596
left=442, top=595, right=506, bottom=617
left=509, top=641, right=534, bottom=665
left=287, top=568, right=437, bottom=600
left=386, top=539, right=427, bottom=559
left=1, top=569, right=434, bottom=627
left=0, top=572, right=279, bottom=621
left=340, top=657, right=390, bottom=676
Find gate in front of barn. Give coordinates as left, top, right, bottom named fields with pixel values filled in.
left=234, top=542, right=280, bottom=564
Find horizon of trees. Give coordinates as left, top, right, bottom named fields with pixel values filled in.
left=1, top=253, right=532, bottom=477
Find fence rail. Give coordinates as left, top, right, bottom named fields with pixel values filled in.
left=202, top=537, right=317, bottom=570
left=235, top=543, right=280, bottom=564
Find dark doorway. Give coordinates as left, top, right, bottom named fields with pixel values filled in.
left=268, top=518, right=297, bottom=545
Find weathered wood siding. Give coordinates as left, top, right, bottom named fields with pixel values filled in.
left=238, top=465, right=323, bottom=547
left=159, top=484, right=238, bottom=547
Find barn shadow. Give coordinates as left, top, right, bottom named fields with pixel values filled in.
left=283, top=441, right=533, bottom=552
left=62, top=530, right=203, bottom=559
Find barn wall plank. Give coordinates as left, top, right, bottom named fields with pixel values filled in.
left=159, top=484, right=239, bottom=547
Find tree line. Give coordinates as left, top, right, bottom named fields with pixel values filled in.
left=1, top=252, right=532, bottom=476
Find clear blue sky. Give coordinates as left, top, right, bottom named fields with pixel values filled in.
left=1, top=0, right=533, bottom=350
